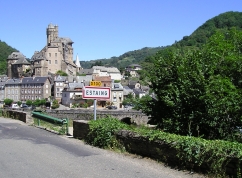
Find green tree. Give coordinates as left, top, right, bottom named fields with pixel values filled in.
left=4, top=98, right=13, bottom=106
left=140, top=29, right=242, bottom=141
left=26, top=100, right=32, bottom=106
left=51, top=99, right=59, bottom=109
left=33, top=99, right=46, bottom=106
left=17, top=101, right=22, bottom=106
left=56, top=70, right=68, bottom=76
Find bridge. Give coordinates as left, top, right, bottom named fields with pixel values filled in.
left=45, top=109, right=149, bottom=125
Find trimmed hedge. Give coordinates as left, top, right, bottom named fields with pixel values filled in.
left=85, top=117, right=242, bottom=177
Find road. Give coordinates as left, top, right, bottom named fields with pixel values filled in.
left=0, top=117, right=204, bottom=178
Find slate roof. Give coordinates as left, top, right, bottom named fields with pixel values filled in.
left=7, top=52, right=25, bottom=59
left=111, top=83, right=123, bottom=91
left=92, top=66, right=120, bottom=73
left=76, top=75, right=93, bottom=83
left=54, top=75, right=67, bottom=82
left=21, top=77, right=49, bottom=84
left=14, top=58, right=30, bottom=65
left=31, top=51, right=47, bottom=61
left=5, top=78, right=22, bottom=85
left=123, top=85, right=134, bottom=95
left=64, top=82, right=85, bottom=91
left=133, top=88, right=146, bottom=95
left=53, top=37, right=73, bottom=44
left=78, top=69, right=94, bottom=75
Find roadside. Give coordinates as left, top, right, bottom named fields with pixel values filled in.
left=0, top=117, right=206, bottom=178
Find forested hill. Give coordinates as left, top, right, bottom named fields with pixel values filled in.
left=174, top=11, right=242, bottom=48
left=0, top=40, right=18, bottom=74
left=81, top=11, right=242, bottom=69
left=80, top=46, right=165, bottom=69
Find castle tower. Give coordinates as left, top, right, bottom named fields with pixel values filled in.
left=46, top=23, right=58, bottom=46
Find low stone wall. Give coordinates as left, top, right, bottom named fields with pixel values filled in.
left=45, top=109, right=149, bottom=125
left=73, top=120, right=241, bottom=177
left=73, top=120, right=90, bottom=139
left=2, top=109, right=27, bottom=123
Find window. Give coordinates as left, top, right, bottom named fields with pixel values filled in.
left=56, top=88, right=60, bottom=92
left=55, top=60, right=57, bottom=64
left=46, top=84, right=48, bottom=88
left=55, top=53, right=57, bottom=57
left=60, top=83, right=63, bottom=86
left=56, top=82, right=59, bottom=86
left=49, top=53, right=51, bottom=57
left=49, top=60, right=51, bottom=64
left=15, top=89, right=18, bottom=94
left=46, top=89, right=48, bottom=94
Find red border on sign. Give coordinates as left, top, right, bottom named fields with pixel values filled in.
left=82, top=86, right=110, bottom=99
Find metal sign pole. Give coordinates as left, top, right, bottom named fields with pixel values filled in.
left=94, top=99, right=97, bottom=120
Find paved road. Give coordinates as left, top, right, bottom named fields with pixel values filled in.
left=0, top=117, right=204, bottom=178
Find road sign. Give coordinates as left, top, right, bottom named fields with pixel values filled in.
left=82, top=86, right=110, bottom=99
left=90, top=81, right=102, bottom=87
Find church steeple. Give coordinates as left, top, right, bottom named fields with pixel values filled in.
left=75, top=54, right=81, bottom=68
left=75, top=54, right=82, bottom=73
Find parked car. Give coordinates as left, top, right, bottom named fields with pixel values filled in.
left=11, top=104, right=20, bottom=109
left=107, top=105, right=117, bottom=110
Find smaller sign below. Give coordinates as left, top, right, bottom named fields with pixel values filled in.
left=82, top=86, right=110, bottom=99
left=90, top=81, right=102, bottom=87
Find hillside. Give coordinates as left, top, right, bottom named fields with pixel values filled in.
left=81, top=11, right=242, bottom=70
left=0, top=40, right=18, bottom=74
left=80, top=46, right=165, bottom=69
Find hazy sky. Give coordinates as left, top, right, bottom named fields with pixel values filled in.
left=1, top=0, right=242, bottom=61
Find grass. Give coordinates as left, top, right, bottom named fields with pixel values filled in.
left=33, top=117, right=67, bottom=135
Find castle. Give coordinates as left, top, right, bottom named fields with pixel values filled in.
left=7, top=23, right=81, bottom=78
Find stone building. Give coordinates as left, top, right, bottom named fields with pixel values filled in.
left=31, top=23, right=79, bottom=77
left=0, top=75, right=8, bottom=101
left=21, top=76, right=51, bottom=101
left=7, top=52, right=31, bottom=78
left=5, top=78, right=22, bottom=102
left=53, top=75, right=68, bottom=103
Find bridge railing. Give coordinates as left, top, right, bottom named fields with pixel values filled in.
left=32, top=111, right=69, bottom=135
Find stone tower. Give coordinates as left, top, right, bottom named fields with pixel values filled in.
left=46, top=23, right=58, bottom=46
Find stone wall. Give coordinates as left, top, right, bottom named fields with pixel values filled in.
left=73, top=120, right=242, bottom=177
left=2, top=110, right=27, bottom=123
left=45, top=109, right=149, bottom=125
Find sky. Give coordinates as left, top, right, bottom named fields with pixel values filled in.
left=1, top=0, right=242, bottom=61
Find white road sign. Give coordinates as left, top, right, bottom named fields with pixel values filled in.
left=82, top=86, right=110, bottom=99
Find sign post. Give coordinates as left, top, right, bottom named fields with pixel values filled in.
left=82, top=86, right=110, bottom=120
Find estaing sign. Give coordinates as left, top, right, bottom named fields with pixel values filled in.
left=82, top=86, right=110, bottom=99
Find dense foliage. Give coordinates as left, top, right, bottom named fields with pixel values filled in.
left=176, top=11, right=242, bottom=49
left=0, top=40, right=18, bottom=74
left=80, top=47, right=164, bottom=69
left=137, top=28, right=242, bottom=141
left=4, top=98, right=13, bottom=106
left=85, top=117, right=131, bottom=148
left=56, top=70, right=68, bottom=76
left=85, top=118, right=242, bottom=177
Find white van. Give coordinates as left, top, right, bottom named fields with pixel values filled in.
left=11, top=104, right=19, bottom=109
